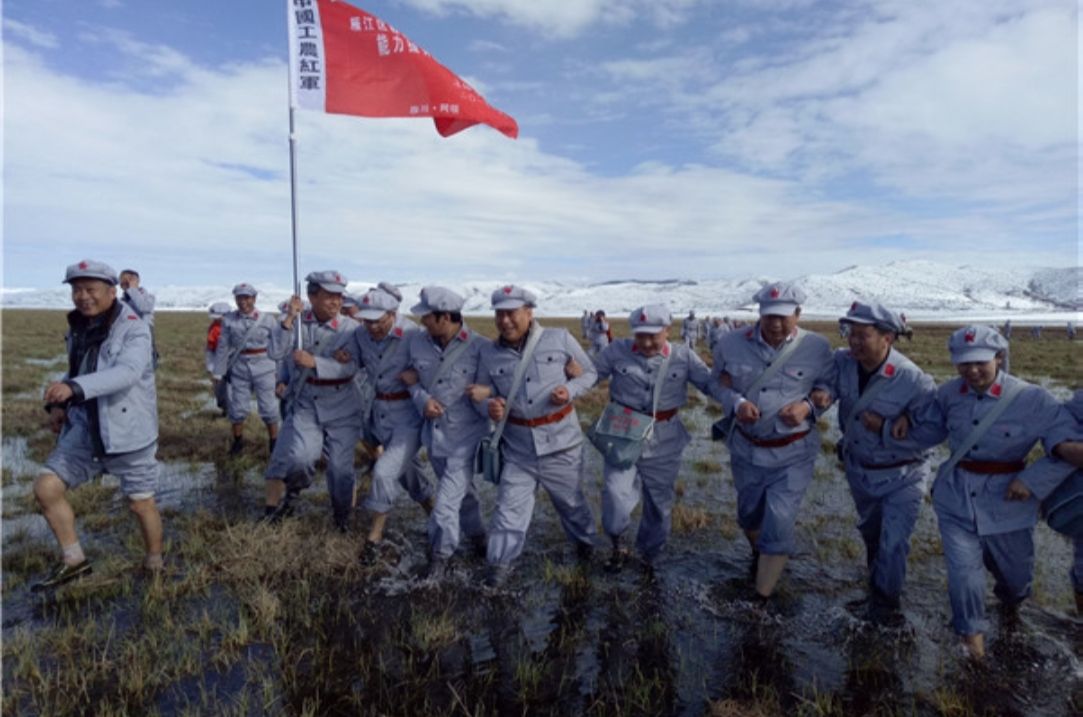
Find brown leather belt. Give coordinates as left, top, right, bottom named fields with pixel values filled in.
left=958, top=460, right=1026, bottom=475
left=861, top=458, right=919, bottom=470
left=737, top=428, right=810, bottom=448
left=375, top=390, right=411, bottom=401
left=306, top=377, right=352, bottom=386
left=240, top=348, right=267, bottom=355
left=617, top=404, right=679, bottom=421
left=508, top=403, right=574, bottom=428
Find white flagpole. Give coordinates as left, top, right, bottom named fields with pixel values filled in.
left=286, top=1, right=302, bottom=350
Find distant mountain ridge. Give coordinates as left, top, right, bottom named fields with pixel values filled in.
left=3, top=261, right=1079, bottom=319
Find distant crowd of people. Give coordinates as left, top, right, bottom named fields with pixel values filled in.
left=29, top=259, right=1083, bottom=662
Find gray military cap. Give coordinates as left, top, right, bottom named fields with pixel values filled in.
left=948, top=325, right=1009, bottom=364
left=491, top=284, right=536, bottom=310
left=357, top=286, right=400, bottom=320
left=232, top=283, right=258, bottom=297
left=208, top=301, right=231, bottom=317
left=411, top=285, right=465, bottom=316
left=375, top=281, right=403, bottom=302
left=341, top=293, right=360, bottom=310
left=63, top=259, right=118, bottom=286
left=305, top=270, right=348, bottom=294
left=754, top=282, right=805, bottom=316
left=629, top=304, right=672, bottom=334
left=840, top=301, right=905, bottom=335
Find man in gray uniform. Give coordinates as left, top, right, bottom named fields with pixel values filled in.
left=401, top=286, right=490, bottom=577
left=592, top=304, right=726, bottom=571
left=32, top=260, right=163, bottom=590
left=337, top=283, right=435, bottom=559
left=471, top=285, right=599, bottom=587
left=263, top=271, right=362, bottom=531
left=587, top=310, right=610, bottom=357
left=213, top=283, right=280, bottom=456
left=711, top=282, right=834, bottom=599
left=681, top=311, right=698, bottom=349
left=119, top=269, right=158, bottom=367
left=824, top=301, right=937, bottom=623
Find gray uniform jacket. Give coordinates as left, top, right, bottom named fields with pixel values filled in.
left=405, top=324, right=491, bottom=460
left=123, top=288, right=155, bottom=326
left=271, top=311, right=361, bottom=423
left=65, top=300, right=158, bottom=454
left=593, top=339, right=724, bottom=458
left=711, top=325, right=834, bottom=468
left=830, top=347, right=936, bottom=469
left=340, top=315, right=422, bottom=444
left=475, top=324, right=597, bottom=460
left=907, top=372, right=1081, bottom=535
left=213, top=309, right=279, bottom=379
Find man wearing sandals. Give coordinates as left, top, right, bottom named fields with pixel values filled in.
left=711, top=282, right=834, bottom=600
left=33, top=260, right=163, bottom=590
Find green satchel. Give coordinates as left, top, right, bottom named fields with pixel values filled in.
left=587, top=351, right=670, bottom=469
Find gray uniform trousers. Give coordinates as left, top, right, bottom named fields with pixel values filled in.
left=908, top=372, right=1081, bottom=635
left=476, top=325, right=599, bottom=566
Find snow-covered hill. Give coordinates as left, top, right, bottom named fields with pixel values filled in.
left=4, top=261, right=1079, bottom=321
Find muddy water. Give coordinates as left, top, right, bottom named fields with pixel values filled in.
left=4, top=397, right=1080, bottom=714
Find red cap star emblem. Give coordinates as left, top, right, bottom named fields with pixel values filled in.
left=362, top=295, right=370, bottom=304
left=769, top=287, right=780, bottom=299
left=850, top=301, right=859, bottom=311
left=964, top=330, right=976, bottom=343
left=883, top=363, right=895, bottom=377
left=334, top=273, right=342, bottom=283
left=78, top=261, right=88, bottom=269
left=502, top=286, right=513, bottom=295
left=640, top=312, right=647, bottom=321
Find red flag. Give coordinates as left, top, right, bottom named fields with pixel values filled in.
left=288, top=0, right=518, bottom=139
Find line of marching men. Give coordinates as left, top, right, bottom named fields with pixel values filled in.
left=32, top=259, right=1083, bottom=662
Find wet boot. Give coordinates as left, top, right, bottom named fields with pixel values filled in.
left=229, top=436, right=245, bottom=457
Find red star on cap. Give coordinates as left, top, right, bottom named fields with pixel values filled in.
left=362, top=295, right=370, bottom=304
left=78, top=261, right=88, bottom=270
left=502, top=286, right=513, bottom=295
left=851, top=301, right=859, bottom=311
left=769, top=287, right=780, bottom=299
left=964, top=330, right=976, bottom=343
left=334, top=273, right=342, bottom=283
left=640, top=312, right=647, bottom=321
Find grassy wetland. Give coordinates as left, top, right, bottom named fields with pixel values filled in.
left=2, top=309, right=1080, bottom=716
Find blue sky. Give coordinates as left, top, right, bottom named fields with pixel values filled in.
left=3, top=0, right=1078, bottom=290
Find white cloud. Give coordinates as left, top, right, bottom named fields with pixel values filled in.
left=399, top=0, right=704, bottom=37
left=3, top=18, right=59, bottom=49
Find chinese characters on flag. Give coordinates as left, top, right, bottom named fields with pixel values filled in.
left=288, top=0, right=519, bottom=139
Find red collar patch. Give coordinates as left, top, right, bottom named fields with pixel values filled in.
left=459, top=330, right=469, bottom=341
left=990, top=383, right=1003, bottom=397
left=331, top=319, right=338, bottom=329
left=393, top=327, right=403, bottom=337
left=304, top=310, right=313, bottom=322
left=662, top=343, right=671, bottom=358
left=631, top=343, right=639, bottom=353
left=959, top=383, right=969, bottom=394
left=745, top=329, right=754, bottom=340
left=883, top=363, right=896, bottom=377
left=252, top=310, right=259, bottom=319
left=127, top=314, right=137, bottom=320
